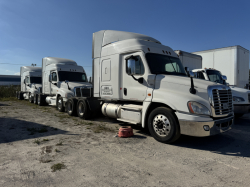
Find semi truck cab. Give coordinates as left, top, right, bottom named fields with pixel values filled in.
left=37, top=57, right=92, bottom=111
left=193, top=68, right=250, bottom=117
left=17, top=66, right=42, bottom=103
left=89, top=30, right=234, bottom=143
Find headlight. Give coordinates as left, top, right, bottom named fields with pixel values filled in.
left=188, top=101, right=210, bottom=116
left=233, top=96, right=244, bottom=102
left=65, top=93, right=74, bottom=99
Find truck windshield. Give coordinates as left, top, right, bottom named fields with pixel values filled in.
left=206, top=70, right=224, bottom=84
left=30, top=77, right=42, bottom=84
left=58, top=71, right=87, bottom=82
left=145, top=53, right=187, bottom=76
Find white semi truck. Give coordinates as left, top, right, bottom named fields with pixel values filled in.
left=192, top=46, right=250, bottom=89
left=65, top=30, right=234, bottom=143
left=192, top=68, right=250, bottom=118
left=17, top=66, right=42, bottom=103
left=35, top=57, right=92, bottom=112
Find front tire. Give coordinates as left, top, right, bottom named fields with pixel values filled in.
left=57, top=96, right=65, bottom=112
left=148, top=107, right=180, bottom=143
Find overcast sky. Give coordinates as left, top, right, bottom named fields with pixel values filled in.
left=0, top=0, right=249, bottom=76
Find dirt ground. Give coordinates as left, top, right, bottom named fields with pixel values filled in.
left=0, top=100, right=250, bottom=187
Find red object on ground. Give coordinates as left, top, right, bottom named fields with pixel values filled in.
left=118, top=126, right=134, bottom=138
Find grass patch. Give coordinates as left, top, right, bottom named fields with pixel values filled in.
left=55, top=149, right=60, bottom=152
left=51, top=163, right=66, bottom=172
left=56, top=141, right=63, bottom=146
left=34, top=139, right=41, bottom=145
left=40, top=159, right=52, bottom=163
left=42, top=139, right=49, bottom=142
left=0, top=85, right=20, bottom=98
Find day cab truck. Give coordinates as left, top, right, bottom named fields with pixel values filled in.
left=66, top=30, right=234, bottom=143
left=35, top=57, right=92, bottom=112
left=192, top=68, right=250, bottom=118
left=17, top=66, right=42, bottom=103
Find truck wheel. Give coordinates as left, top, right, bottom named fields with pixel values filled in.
left=38, top=94, right=43, bottom=106
left=67, top=98, right=77, bottom=116
left=34, top=94, right=38, bottom=104
left=57, top=96, right=65, bottom=112
left=77, top=99, right=90, bottom=119
left=18, top=92, right=23, bottom=100
left=235, top=113, right=244, bottom=118
left=29, top=93, right=33, bottom=103
left=148, top=107, right=180, bottom=143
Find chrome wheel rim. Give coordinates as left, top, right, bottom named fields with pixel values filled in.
left=29, top=94, right=32, bottom=102
left=68, top=102, right=72, bottom=113
left=78, top=102, right=84, bottom=116
left=153, top=114, right=171, bottom=137
left=38, top=95, right=40, bottom=104
left=58, top=99, right=62, bottom=110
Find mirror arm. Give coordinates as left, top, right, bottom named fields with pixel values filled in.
left=190, top=77, right=196, bottom=94
left=131, top=75, right=143, bottom=84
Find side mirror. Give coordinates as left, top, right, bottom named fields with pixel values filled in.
left=126, top=56, right=136, bottom=75
left=221, top=75, right=227, bottom=81
left=189, top=71, right=194, bottom=78
left=24, top=79, right=26, bottom=84
left=49, top=75, right=52, bottom=82
left=89, top=77, right=92, bottom=83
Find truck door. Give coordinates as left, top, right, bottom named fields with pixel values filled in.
left=122, top=52, right=148, bottom=101
left=25, top=76, right=30, bottom=92
left=50, top=71, right=58, bottom=95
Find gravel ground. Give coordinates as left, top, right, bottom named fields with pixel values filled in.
left=0, top=100, right=250, bottom=187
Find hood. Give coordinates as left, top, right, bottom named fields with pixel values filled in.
left=156, top=75, right=221, bottom=90
left=59, top=81, right=92, bottom=90
left=230, top=86, right=250, bottom=94
left=32, top=83, right=42, bottom=89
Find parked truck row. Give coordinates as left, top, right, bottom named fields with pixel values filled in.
left=17, top=30, right=235, bottom=143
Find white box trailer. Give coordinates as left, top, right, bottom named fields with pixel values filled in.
left=192, top=46, right=249, bottom=89
left=175, top=50, right=202, bottom=71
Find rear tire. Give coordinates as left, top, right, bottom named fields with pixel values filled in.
left=18, top=92, right=23, bottom=100
left=235, top=113, right=244, bottom=118
left=29, top=93, right=33, bottom=103
left=77, top=99, right=90, bottom=119
left=148, top=107, right=180, bottom=143
left=34, top=94, right=38, bottom=104
left=57, top=96, right=65, bottom=112
left=38, top=94, right=43, bottom=106
left=67, top=98, right=77, bottom=116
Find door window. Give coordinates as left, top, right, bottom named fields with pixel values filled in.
left=25, top=76, right=30, bottom=84
left=51, top=72, right=57, bottom=81
left=126, top=56, right=145, bottom=75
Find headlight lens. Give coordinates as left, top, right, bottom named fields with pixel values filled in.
left=188, top=101, right=210, bottom=116
left=65, top=93, right=74, bottom=99
left=233, top=96, right=244, bottom=102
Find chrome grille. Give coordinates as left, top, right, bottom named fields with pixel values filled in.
left=74, top=87, right=92, bottom=97
left=212, top=89, right=233, bottom=115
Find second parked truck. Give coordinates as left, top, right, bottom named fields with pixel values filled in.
left=61, top=30, right=234, bottom=143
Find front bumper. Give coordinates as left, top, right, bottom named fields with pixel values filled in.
left=178, top=115, right=234, bottom=137
left=234, top=104, right=250, bottom=114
